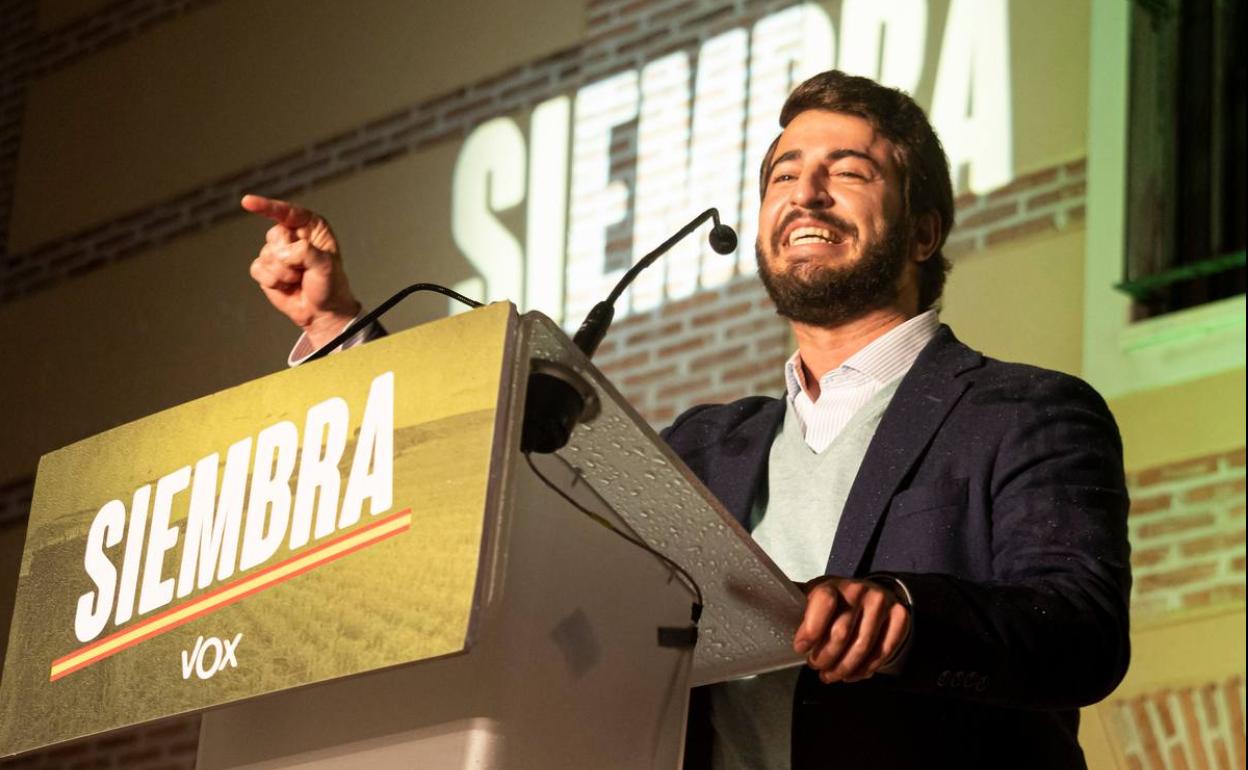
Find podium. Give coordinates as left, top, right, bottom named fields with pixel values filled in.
left=0, top=304, right=804, bottom=769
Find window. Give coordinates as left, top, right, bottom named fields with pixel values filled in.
left=1121, top=0, right=1245, bottom=319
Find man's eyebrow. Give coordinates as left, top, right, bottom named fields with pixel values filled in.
left=767, top=148, right=882, bottom=177
left=827, top=148, right=882, bottom=170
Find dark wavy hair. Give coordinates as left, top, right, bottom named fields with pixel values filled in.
left=759, top=70, right=955, bottom=311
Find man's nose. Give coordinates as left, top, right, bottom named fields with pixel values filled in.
left=791, top=171, right=832, bottom=209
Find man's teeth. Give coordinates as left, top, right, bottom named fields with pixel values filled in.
left=789, top=226, right=842, bottom=245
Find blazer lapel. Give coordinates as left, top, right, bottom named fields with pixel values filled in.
left=707, top=399, right=786, bottom=527
left=826, top=327, right=981, bottom=576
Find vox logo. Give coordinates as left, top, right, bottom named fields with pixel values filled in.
left=181, top=633, right=242, bottom=680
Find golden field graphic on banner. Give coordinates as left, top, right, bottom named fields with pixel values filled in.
left=0, top=304, right=515, bottom=757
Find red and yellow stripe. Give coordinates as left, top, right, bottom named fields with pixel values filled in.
left=50, top=508, right=413, bottom=682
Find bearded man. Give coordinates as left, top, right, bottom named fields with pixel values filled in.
left=244, top=71, right=1131, bottom=770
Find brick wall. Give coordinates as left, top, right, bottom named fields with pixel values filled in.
left=1128, top=449, right=1247, bottom=620
left=0, top=716, right=199, bottom=770
left=1112, top=676, right=1246, bottom=770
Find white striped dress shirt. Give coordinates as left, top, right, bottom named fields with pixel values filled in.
left=784, top=310, right=940, bottom=453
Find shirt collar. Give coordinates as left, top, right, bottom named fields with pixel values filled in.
left=784, top=310, right=941, bottom=401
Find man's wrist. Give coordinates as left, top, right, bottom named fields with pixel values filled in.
left=288, top=310, right=365, bottom=367
left=302, top=303, right=363, bottom=349
left=867, top=573, right=914, bottom=674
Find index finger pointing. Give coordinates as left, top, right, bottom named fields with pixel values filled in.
left=240, top=194, right=317, bottom=229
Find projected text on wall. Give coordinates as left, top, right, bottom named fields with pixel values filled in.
left=451, top=0, right=1012, bottom=324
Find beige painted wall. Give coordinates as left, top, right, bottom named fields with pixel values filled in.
left=1008, top=0, right=1090, bottom=172
left=12, top=0, right=582, bottom=250
left=0, top=137, right=474, bottom=479
left=1110, top=368, right=1247, bottom=472
left=941, top=227, right=1085, bottom=376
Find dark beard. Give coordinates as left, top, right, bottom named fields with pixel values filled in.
left=755, top=215, right=908, bottom=327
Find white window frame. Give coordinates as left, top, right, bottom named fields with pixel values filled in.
left=1083, top=0, right=1245, bottom=400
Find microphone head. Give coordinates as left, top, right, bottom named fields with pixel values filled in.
left=709, top=224, right=738, bottom=255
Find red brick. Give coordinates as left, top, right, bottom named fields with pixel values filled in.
left=612, top=307, right=658, bottom=331
left=47, top=741, right=89, bottom=759
left=1067, top=204, right=1086, bottom=222
left=656, top=336, right=706, bottom=357
left=1230, top=503, right=1246, bottom=520
left=722, top=356, right=786, bottom=383
left=621, top=364, right=677, bottom=387
left=1137, top=512, right=1216, bottom=540
left=1181, top=583, right=1246, bottom=609
left=953, top=191, right=979, bottom=211
left=753, top=331, right=791, bottom=355
left=141, top=717, right=198, bottom=740
left=1128, top=699, right=1166, bottom=770
left=656, top=377, right=710, bottom=400
left=727, top=278, right=765, bottom=296
left=661, top=290, right=719, bottom=318
left=1135, top=561, right=1219, bottom=593
left=1135, top=454, right=1221, bottom=487
left=1026, top=180, right=1085, bottom=211
left=1176, top=691, right=1208, bottom=770
left=646, top=405, right=676, bottom=425
left=986, top=167, right=1059, bottom=201
left=724, top=316, right=781, bottom=339
left=1129, top=493, right=1173, bottom=516
left=984, top=215, right=1057, bottom=247
left=116, top=747, right=161, bottom=765
left=689, top=344, right=748, bottom=370
left=1182, top=478, right=1246, bottom=504
left=597, top=350, right=650, bottom=375
left=1226, top=448, right=1246, bottom=468
left=1224, top=682, right=1246, bottom=770
left=1064, top=158, right=1087, bottom=175
left=1131, top=544, right=1172, bottom=568
left=624, top=321, right=682, bottom=346
left=958, top=201, right=1018, bottom=229
left=1177, top=528, right=1246, bottom=558
left=1233, top=554, right=1246, bottom=572
left=690, top=300, right=752, bottom=328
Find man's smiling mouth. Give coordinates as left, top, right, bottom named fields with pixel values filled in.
left=787, top=226, right=845, bottom=246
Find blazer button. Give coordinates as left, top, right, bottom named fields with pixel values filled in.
left=937, top=670, right=950, bottom=687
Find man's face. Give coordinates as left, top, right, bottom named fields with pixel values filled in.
left=755, top=109, right=913, bottom=326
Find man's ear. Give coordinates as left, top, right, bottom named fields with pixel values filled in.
left=911, top=211, right=941, bottom=263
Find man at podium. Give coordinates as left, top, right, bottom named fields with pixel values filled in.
left=242, top=70, right=1130, bottom=770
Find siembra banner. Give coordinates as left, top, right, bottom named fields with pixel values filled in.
left=448, top=0, right=1013, bottom=325
left=0, top=305, right=515, bottom=757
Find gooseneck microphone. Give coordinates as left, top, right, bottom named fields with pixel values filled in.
left=571, top=208, right=738, bottom=358
left=523, top=209, right=737, bottom=454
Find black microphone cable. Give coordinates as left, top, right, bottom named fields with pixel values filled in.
left=300, top=283, right=483, bottom=365
left=524, top=452, right=704, bottom=642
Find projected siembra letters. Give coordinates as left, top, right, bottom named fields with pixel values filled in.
left=451, top=0, right=1012, bottom=323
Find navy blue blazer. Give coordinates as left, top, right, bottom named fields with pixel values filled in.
left=662, top=326, right=1132, bottom=769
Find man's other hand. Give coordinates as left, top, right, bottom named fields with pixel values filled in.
left=794, top=576, right=910, bottom=684
left=242, top=194, right=361, bottom=348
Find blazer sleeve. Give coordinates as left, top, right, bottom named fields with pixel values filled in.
left=883, top=373, right=1132, bottom=710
